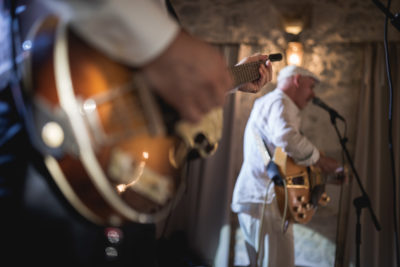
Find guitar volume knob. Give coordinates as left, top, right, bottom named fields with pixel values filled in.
left=303, top=203, right=312, bottom=210
left=298, top=213, right=306, bottom=219
left=205, top=143, right=217, bottom=154
left=297, top=195, right=305, bottom=202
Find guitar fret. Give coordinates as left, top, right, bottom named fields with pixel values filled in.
left=229, top=61, right=263, bottom=88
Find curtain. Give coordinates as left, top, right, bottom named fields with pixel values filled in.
left=338, top=42, right=400, bottom=267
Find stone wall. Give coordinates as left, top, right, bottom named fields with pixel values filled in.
left=172, top=0, right=400, bottom=44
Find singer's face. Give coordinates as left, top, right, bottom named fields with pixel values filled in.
left=294, top=76, right=316, bottom=109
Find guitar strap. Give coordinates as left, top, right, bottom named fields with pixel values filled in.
left=165, top=0, right=180, bottom=22
left=253, top=128, right=283, bottom=186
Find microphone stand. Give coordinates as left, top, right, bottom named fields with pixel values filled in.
left=326, top=110, right=381, bottom=267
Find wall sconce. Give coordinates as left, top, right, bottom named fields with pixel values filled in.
left=286, top=41, right=303, bottom=66
left=282, top=18, right=304, bottom=66
left=283, top=19, right=304, bottom=35
left=279, top=6, right=310, bottom=66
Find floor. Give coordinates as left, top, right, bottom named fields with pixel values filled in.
left=233, top=208, right=338, bottom=267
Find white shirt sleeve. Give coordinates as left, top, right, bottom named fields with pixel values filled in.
left=258, top=94, right=320, bottom=166
left=42, top=0, right=180, bottom=67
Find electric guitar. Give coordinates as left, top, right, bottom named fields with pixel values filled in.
left=272, top=147, right=346, bottom=226
left=21, top=15, right=280, bottom=226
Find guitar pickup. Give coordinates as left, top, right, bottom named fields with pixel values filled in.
left=285, top=172, right=309, bottom=188
left=291, top=175, right=305, bottom=185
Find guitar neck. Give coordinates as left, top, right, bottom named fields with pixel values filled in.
left=229, top=61, right=263, bottom=88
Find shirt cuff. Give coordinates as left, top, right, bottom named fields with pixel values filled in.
left=68, top=0, right=180, bottom=66
left=295, top=147, right=320, bottom=166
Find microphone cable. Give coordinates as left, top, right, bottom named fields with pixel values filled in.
left=381, top=0, right=400, bottom=266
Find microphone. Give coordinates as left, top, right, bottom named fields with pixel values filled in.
left=312, top=97, right=345, bottom=121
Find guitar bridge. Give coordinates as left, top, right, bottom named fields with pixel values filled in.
left=290, top=175, right=305, bottom=185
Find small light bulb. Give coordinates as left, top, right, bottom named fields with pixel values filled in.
left=41, top=121, right=64, bottom=148
left=289, top=54, right=301, bottom=65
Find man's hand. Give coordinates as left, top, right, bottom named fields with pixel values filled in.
left=235, top=53, right=273, bottom=93
left=315, top=154, right=348, bottom=185
left=141, top=30, right=233, bottom=123
left=315, top=154, right=340, bottom=174
left=327, top=166, right=349, bottom=185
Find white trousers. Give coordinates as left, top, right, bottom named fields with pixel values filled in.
left=237, top=199, right=294, bottom=267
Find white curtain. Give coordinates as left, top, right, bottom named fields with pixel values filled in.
left=338, top=42, right=400, bottom=267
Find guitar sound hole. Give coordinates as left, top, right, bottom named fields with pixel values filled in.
left=292, top=176, right=305, bottom=185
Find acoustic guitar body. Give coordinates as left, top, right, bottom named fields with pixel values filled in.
left=24, top=16, right=184, bottom=226
left=273, top=148, right=330, bottom=225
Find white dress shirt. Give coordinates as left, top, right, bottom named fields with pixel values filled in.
left=41, top=0, right=180, bottom=67
left=232, top=88, right=320, bottom=213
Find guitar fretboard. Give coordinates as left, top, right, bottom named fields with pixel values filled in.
left=229, top=60, right=263, bottom=88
